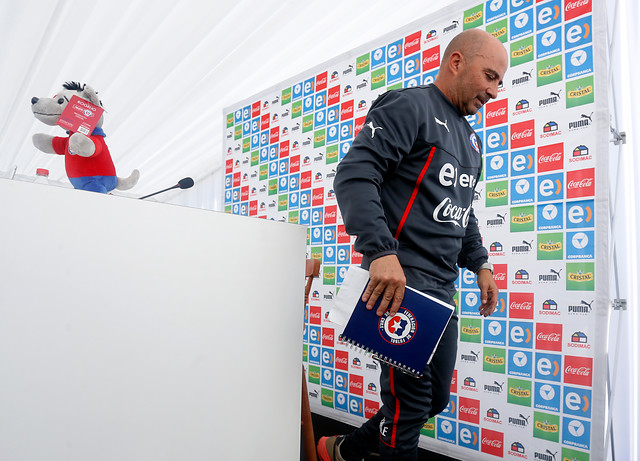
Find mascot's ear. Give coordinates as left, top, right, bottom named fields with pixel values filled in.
left=82, top=85, right=102, bottom=107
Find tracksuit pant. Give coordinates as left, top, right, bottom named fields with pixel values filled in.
left=339, top=315, right=458, bottom=461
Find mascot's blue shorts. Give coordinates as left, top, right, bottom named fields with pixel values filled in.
left=69, top=175, right=117, bottom=193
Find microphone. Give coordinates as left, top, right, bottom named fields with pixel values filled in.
left=139, top=177, right=194, bottom=200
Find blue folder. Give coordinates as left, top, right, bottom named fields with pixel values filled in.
left=339, top=282, right=454, bottom=378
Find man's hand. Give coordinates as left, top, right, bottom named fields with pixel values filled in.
left=362, top=255, right=406, bottom=316
left=476, top=269, right=498, bottom=317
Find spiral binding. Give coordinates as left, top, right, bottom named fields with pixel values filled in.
left=339, top=334, right=423, bottom=378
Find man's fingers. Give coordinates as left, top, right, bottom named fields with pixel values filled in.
left=375, top=292, right=394, bottom=316
left=365, top=286, right=384, bottom=310
left=387, top=287, right=405, bottom=316
left=363, top=280, right=405, bottom=316
left=364, top=254, right=407, bottom=316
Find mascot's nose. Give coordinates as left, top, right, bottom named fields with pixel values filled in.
left=31, top=97, right=39, bottom=105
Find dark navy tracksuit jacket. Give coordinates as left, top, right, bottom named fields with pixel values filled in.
left=334, top=84, right=488, bottom=300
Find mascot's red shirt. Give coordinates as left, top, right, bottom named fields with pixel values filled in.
left=52, top=130, right=116, bottom=178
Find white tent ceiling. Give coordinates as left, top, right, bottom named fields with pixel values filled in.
left=0, top=0, right=453, bottom=199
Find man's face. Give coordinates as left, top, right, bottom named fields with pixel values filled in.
left=454, top=43, right=508, bottom=116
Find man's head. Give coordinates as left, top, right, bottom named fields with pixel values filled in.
left=434, top=29, right=509, bottom=116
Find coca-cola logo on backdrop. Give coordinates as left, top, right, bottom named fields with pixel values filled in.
left=536, top=323, right=563, bottom=352
left=567, top=168, right=595, bottom=198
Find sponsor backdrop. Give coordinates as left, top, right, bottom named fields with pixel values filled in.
left=222, top=0, right=609, bottom=459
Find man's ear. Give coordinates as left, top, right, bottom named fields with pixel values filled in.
left=448, top=51, right=466, bottom=75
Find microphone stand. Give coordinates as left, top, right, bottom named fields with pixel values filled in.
left=139, top=185, right=179, bottom=200
left=139, top=177, right=194, bottom=200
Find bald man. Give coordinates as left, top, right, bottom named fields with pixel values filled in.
left=318, top=30, right=508, bottom=461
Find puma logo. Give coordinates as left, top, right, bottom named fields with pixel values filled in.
left=435, top=117, right=450, bottom=133
left=366, top=121, right=383, bottom=138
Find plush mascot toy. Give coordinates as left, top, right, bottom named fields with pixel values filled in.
left=31, top=81, right=139, bottom=193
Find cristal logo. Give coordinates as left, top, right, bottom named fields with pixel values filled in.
left=465, top=11, right=482, bottom=23
left=537, top=333, right=561, bottom=342
left=565, top=365, right=590, bottom=376
left=482, top=438, right=502, bottom=448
